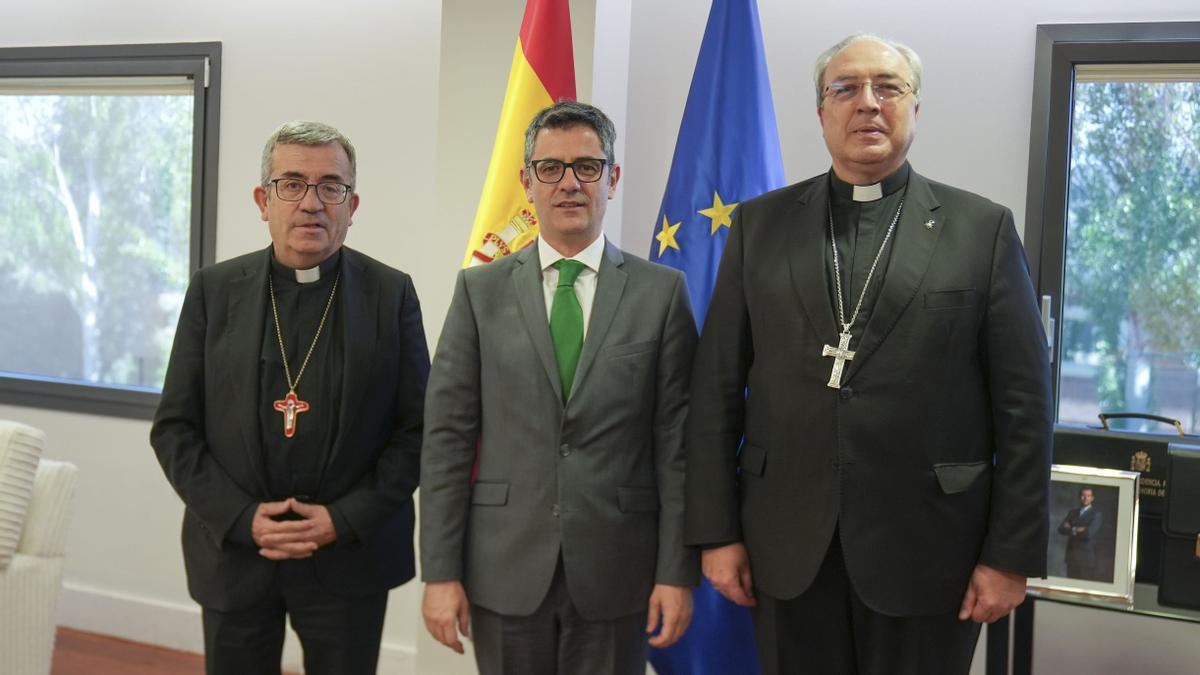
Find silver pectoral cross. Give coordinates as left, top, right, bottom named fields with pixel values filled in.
left=821, top=332, right=856, bottom=389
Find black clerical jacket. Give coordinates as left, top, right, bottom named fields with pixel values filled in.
left=684, top=169, right=1053, bottom=616
left=151, top=246, right=429, bottom=611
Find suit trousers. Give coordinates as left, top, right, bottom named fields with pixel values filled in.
left=201, top=558, right=387, bottom=675
left=470, top=557, right=648, bottom=675
left=752, top=530, right=981, bottom=675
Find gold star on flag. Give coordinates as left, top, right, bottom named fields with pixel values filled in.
left=655, top=215, right=682, bottom=257
left=698, top=192, right=738, bottom=235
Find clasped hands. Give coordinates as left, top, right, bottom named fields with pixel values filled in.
left=702, top=542, right=1028, bottom=623
left=251, top=498, right=337, bottom=560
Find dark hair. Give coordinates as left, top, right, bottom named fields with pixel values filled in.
left=523, top=101, right=617, bottom=165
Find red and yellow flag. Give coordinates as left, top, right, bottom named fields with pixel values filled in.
left=462, top=0, right=576, bottom=268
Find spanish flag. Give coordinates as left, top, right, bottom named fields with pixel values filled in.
left=462, top=0, right=576, bottom=268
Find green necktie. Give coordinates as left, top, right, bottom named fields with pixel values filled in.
left=550, top=259, right=586, bottom=401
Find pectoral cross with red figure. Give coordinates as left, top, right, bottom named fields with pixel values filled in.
left=272, top=390, right=310, bottom=438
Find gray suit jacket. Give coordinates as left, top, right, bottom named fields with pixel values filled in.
left=420, top=239, right=699, bottom=620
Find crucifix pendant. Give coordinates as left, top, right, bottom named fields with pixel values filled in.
left=272, top=390, right=310, bottom=438
left=821, top=332, right=856, bottom=389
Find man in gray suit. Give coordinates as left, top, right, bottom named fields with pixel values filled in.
left=420, top=101, right=698, bottom=674
left=1059, top=486, right=1103, bottom=580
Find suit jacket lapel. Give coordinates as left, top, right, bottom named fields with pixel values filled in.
left=570, top=240, right=627, bottom=401
left=843, top=171, right=942, bottom=383
left=513, top=244, right=564, bottom=403
left=788, top=180, right=841, bottom=347
left=224, top=249, right=270, bottom=495
left=329, top=248, right=377, bottom=472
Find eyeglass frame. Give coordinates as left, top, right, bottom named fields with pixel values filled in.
left=821, top=79, right=914, bottom=105
left=267, top=177, right=354, bottom=205
left=527, top=158, right=609, bottom=184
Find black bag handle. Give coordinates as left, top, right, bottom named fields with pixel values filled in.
left=1098, top=412, right=1186, bottom=436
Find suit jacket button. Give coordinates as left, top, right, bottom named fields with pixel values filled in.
left=559, top=444, right=571, bottom=457
left=552, top=504, right=561, bottom=517
left=839, top=386, right=853, bottom=399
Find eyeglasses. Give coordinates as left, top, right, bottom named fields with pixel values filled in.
left=528, top=158, right=607, bottom=184
left=268, top=178, right=353, bottom=204
left=822, top=80, right=913, bottom=105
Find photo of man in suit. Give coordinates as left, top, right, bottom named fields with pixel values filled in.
left=684, top=34, right=1053, bottom=675
left=1057, top=486, right=1107, bottom=581
left=151, top=121, right=430, bottom=675
left=420, top=101, right=698, bottom=674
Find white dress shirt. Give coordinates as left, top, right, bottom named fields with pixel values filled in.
left=538, top=234, right=605, bottom=338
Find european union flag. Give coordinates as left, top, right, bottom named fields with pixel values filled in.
left=649, top=0, right=785, bottom=330
left=648, top=1, right=783, bottom=673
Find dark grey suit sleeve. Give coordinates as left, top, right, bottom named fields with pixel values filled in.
left=150, top=271, right=257, bottom=547
left=979, top=209, right=1053, bottom=577
left=419, top=270, right=483, bottom=582
left=328, top=274, right=429, bottom=543
left=1056, top=510, right=1076, bottom=537
left=652, top=272, right=700, bottom=585
left=684, top=208, right=754, bottom=546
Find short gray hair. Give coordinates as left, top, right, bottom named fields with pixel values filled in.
left=523, top=101, right=617, bottom=166
left=260, top=120, right=357, bottom=187
left=812, top=33, right=923, bottom=107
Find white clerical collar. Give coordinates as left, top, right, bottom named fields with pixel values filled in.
left=294, top=266, right=321, bottom=283
left=538, top=234, right=605, bottom=274
left=852, top=183, right=884, bottom=202
left=270, top=247, right=341, bottom=284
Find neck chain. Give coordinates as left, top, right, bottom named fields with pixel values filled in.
left=268, top=271, right=340, bottom=437
left=820, top=198, right=904, bottom=389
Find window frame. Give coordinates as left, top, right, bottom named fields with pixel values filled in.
left=0, top=42, right=221, bottom=420
left=1023, top=21, right=1200, bottom=417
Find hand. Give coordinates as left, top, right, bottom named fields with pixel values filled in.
left=423, top=581, right=471, bottom=654
left=251, top=500, right=317, bottom=560
left=646, top=584, right=693, bottom=647
left=287, top=499, right=337, bottom=546
left=253, top=498, right=337, bottom=561
left=958, top=563, right=1027, bottom=623
left=702, top=543, right=756, bottom=607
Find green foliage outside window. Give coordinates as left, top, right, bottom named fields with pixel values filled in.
left=1061, top=80, right=1200, bottom=432
left=0, top=93, right=194, bottom=389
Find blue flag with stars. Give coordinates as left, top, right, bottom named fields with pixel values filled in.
left=649, top=0, right=785, bottom=329
left=648, top=0, right=782, bottom=673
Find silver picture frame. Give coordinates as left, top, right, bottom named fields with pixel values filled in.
left=1028, top=464, right=1141, bottom=603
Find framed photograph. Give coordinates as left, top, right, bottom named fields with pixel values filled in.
left=1029, top=464, right=1140, bottom=603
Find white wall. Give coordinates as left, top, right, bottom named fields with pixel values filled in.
left=4, top=0, right=1200, bottom=673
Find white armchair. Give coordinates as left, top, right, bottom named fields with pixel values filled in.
left=0, top=420, right=78, bottom=675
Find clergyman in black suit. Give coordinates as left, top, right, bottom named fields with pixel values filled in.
left=1059, top=487, right=1104, bottom=580
left=684, top=34, right=1053, bottom=675
left=151, top=121, right=430, bottom=675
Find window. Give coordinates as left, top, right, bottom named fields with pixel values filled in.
left=1025, top=23, right=1200, bottom=434
left=0, top=43, right=220, bottom=419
